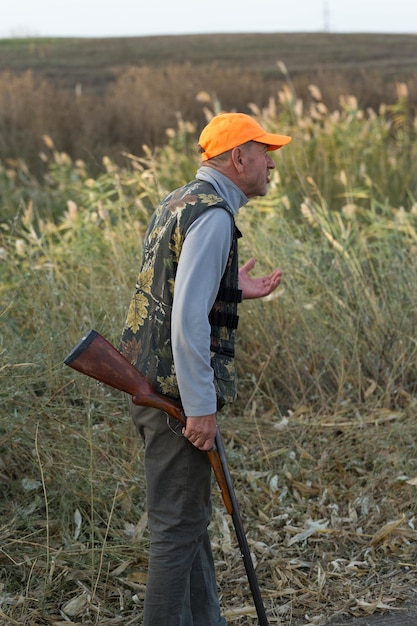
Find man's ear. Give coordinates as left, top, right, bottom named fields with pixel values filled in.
left=231, top=146, right=244, bottom=171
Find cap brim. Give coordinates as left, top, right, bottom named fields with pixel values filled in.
left=259, top=133, right=292, bottom=151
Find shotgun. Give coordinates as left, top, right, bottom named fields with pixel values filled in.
left=64, top=329, right=269, bottom=625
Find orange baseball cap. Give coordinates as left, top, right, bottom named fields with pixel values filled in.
left=198, top=112, right=292, bottom=161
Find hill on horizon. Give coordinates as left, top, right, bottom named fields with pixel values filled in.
left=0, top=32, right=416, bottom=92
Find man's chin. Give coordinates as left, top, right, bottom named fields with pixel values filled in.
left=247, top=186, right=268, bottom=198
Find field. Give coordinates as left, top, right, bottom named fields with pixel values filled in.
left=1, top=33, right=416, bottom=85
left=1, top=33, right=417, bottom=625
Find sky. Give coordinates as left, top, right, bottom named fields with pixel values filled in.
left=1, top=0, right=417, bottom=38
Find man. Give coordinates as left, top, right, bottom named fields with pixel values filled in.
left=120, top=112, right=291, bottom=625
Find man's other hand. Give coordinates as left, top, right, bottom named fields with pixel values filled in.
left=239, top=257, right=282, bottom=300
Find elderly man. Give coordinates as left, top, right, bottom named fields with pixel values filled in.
left=120, top=112, right=291, bottom=626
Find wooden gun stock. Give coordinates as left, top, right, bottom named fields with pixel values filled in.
left=64, top=330, right=269, bottom=625
left=64, top=329, right=186, bottom=421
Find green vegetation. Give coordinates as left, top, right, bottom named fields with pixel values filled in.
left=1, top=66, right=417, bottom=624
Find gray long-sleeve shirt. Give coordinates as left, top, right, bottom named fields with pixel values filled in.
left=171, top=166, right=248, bottom=416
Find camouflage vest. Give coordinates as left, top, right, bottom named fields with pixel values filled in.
left=120, top=179, right=242, bottom=408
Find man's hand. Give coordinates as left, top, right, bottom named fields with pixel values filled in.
left=239, top=257, right=282, bottom=300
left=183, top=414, right=217, bottom=451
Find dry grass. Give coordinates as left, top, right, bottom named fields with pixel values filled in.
left=215, top=402, right=417, bottom=624
left=1, top=88, right=417, bottom=624
left=1, top=32, right=417, bottom=177
left=1, top=386, right=416, bottom=625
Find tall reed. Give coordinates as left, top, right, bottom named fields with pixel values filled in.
left=1, top=86, right=416, bottom=624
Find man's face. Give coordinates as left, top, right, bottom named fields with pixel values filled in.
left=240, top=142, right=276, bottom=198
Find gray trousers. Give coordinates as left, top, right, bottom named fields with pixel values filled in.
left=131, top=403, right=227, bottom=626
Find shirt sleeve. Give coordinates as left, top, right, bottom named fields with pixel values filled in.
left=171, top=208, right=234, bottom=416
